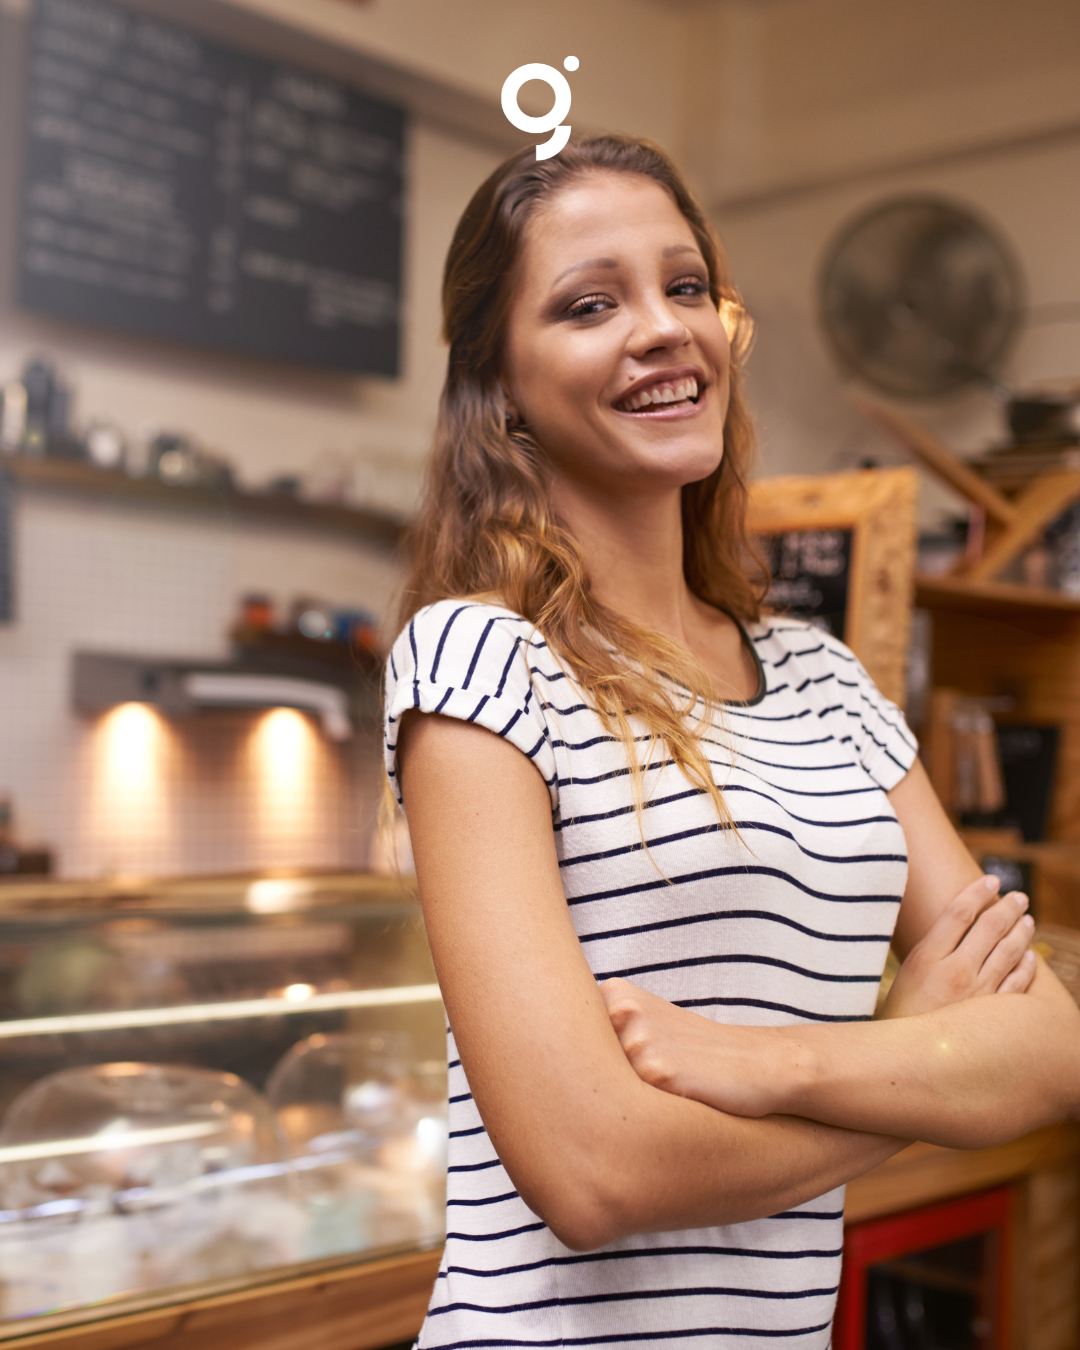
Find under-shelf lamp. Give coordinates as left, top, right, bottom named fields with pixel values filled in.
left=73, top=652, right=355, bottom=740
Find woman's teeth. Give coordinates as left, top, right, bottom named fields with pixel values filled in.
left=616, top=377, right=699, bottom=412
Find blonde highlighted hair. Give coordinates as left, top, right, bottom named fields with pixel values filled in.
left=396, top=136, right=764, bottom=825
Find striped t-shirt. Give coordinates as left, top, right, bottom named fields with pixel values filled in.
left=384, top=599, right=917, bottom=1349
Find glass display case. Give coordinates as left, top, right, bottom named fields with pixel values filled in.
left=0, top=871, right=445, bottom=1341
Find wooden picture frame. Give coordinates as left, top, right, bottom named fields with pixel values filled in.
left=747, top=467, right=919, bottom=707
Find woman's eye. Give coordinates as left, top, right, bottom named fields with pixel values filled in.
left=566, top=293, right=613, bottom=319
left=669, top=276, right=709, bottom=298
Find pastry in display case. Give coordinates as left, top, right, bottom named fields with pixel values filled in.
left=0, top=872, right=446, bottom=1335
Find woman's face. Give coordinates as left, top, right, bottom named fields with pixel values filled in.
left=501, top=172, right=731, bottom=500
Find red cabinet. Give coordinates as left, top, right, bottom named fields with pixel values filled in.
left=835, top=1187, right=1014, bottom=1350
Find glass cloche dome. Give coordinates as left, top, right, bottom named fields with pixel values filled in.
left=0, top=1062, right=301, bottom=1318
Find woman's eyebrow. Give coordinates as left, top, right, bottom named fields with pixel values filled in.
left=551, top=256, right=618, bottom=288
left=550, top=244, right=703, bottom=292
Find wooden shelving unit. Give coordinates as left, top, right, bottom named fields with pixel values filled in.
left=2, top=455, right=405, bottom=551
left=915, top=573, right=1080, bottom=619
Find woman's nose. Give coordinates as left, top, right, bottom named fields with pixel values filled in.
left=627, top=298, right=691, bottom=357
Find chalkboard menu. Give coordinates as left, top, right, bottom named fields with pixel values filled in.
left=17, top=0, right=404, bottom=374
left=758, top=529, right=853, bottom=638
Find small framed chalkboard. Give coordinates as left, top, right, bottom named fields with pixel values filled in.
left=755, top=528, right=853, bottom=640
left=747, top=468, right=918, bottom=706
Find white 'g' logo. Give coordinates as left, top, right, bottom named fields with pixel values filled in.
left=501, top=57, right=579, bottom=161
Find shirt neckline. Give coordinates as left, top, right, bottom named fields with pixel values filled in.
left=718, top=613, right=767, bottom=708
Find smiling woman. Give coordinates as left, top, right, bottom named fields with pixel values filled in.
left=402, top=140, right=763, bottom=827
left=382, top=137, right=1079, bottom=1349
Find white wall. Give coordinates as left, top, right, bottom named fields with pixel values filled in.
left=227, top=0, right=694, bottom=157
left=696, top=0, right=1080, bottom=525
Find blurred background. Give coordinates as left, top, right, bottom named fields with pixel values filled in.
left=0, top=1, right=1078, bottom=1346
left=0, top=0, right=1078, bottom=878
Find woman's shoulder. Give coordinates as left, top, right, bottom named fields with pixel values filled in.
left=383, top=599, right=560, bottom=809
left=747, top=615, right=916, bottom=786
left=385, top=599, right=548, bottom=697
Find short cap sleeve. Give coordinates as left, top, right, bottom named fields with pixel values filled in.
left=383, top=601, right=558, bottom=810
left=824, top=634, right=918, bottom=791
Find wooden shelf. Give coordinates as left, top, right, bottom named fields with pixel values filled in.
left=914, top=572, right=1080, bottom=618
left=845, top=1121, right=1080, bottom=1225
left=2, top=455, right=405, bottom=551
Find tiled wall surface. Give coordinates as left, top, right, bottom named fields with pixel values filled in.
left=0, top=489, right=395, bottom=876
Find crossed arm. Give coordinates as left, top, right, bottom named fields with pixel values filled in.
left=603, top=761, right=1080, bottom=1152
left=399, top=712, right=1080, bottom=1253
left=604, top=967, right=1077, bottom=1151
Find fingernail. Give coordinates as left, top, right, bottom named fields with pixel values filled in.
left=1022, top=915, right=1035, bottom=930
left=984, top=875, right=1000, bottom=890
left=1014, top=892, right=1029, bottom=909
left=1025, top=949, right=1036, bottom=962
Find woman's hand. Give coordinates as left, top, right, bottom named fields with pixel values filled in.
left=878, top=874, right=1036, bottom=1020
left=600, top=978, right=795, bottom=1118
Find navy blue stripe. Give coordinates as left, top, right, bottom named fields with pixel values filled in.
left=556, top=782, right=898, bottom=833
left=566, top=862, right=901, bottom=910
left=594, top=951, right=881, bottom=985
left=722, top=785, right=898, bottom=831
left=408, top=617, right=419, bottom=708
left=429, top=1326, right=833, bottom=1349
left=448, top=1158, right=503, bottom=1173
left=446, top=1190, right=520, bottom=1208
left=438, top=1244, right=842, bottom=1281
left=428, top=1284, right=838, bottom=1318
left=555, top=758, right=882, bottom=798
left=769, top=1208, right=845, bottom=1221
left=495, top=635, right=525, bottom=698
left=578, top=906, right=891, bottom=948
left=558, top=819, right=905, bottom=871
left=446, top=1221, right=547, bottom=1242
left=463, top=616, right=497, bottom=689
left=527, top=664, right=569, bottom=683
left=676, top=995, right=872, bottom=1023
left=430, top=604, right=470, bottom=682
left=468, top=694, right=490, bottom=723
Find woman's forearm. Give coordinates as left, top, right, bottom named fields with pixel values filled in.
left=564, top=1077, right=907, bottom=1247
left=779, top=962, right=1080, bottom=1148
left=664, top=961, right=1080, bottom=1151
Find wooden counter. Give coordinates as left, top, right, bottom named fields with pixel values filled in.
left=0, top=1248, right=442, bottom=1350
left=7, top=1126, right=1078, bottom=1350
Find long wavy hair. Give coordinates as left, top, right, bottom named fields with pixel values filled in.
left=396, top=136, right=764, bottom=825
